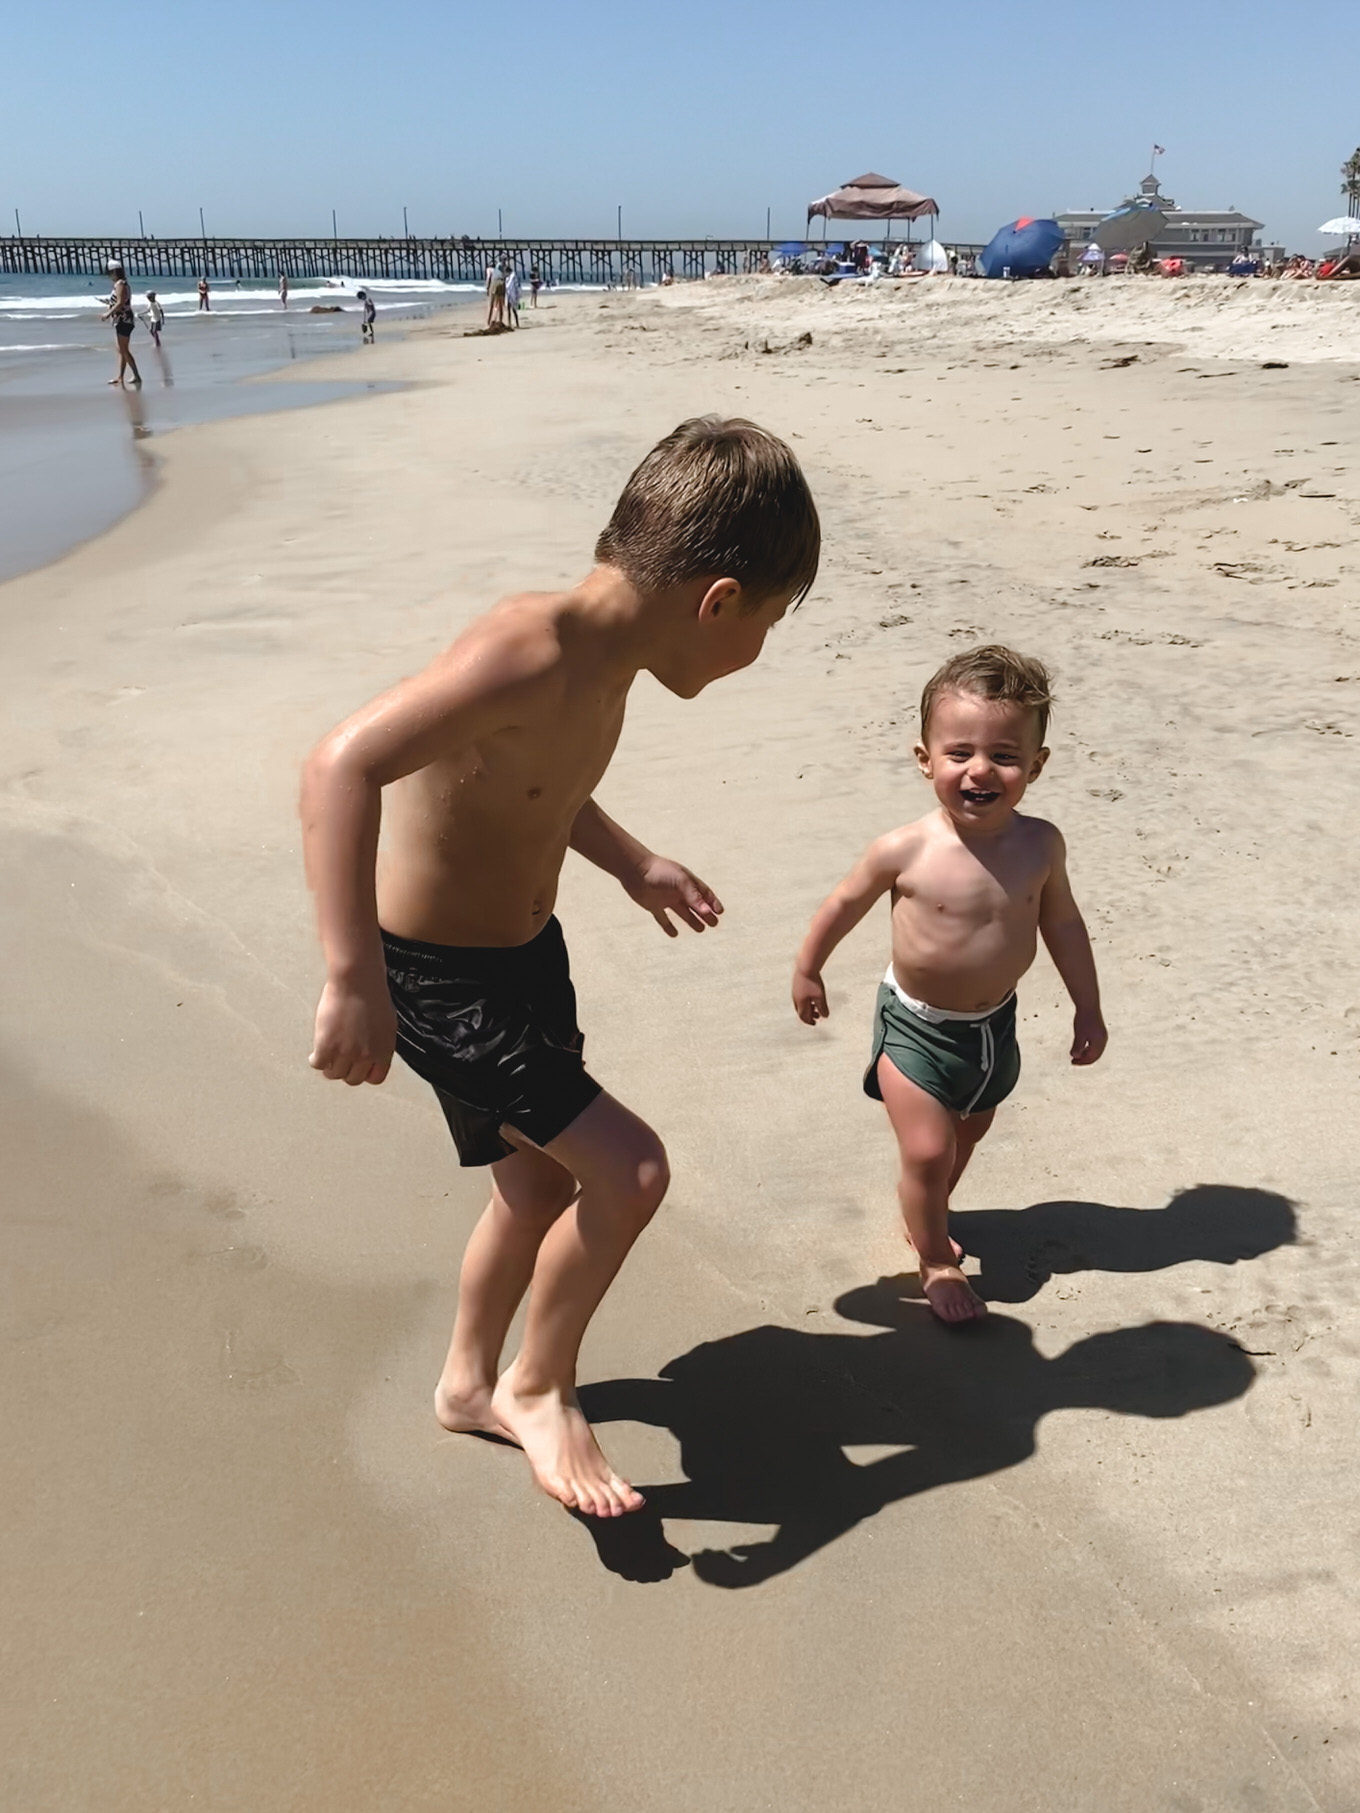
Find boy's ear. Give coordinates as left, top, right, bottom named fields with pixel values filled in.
left=697, top=577, right=741, bottom=622
left=1029, top=746, right=1051, bottom=781
left=913, top=740, right=933, bottom=777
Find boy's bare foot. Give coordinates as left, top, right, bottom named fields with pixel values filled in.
left=919, top=1261, right=987, bottom=1324
left=434, top=1378, right=514, bottom=1441
left=491, top=1363, right=645, bottom=1517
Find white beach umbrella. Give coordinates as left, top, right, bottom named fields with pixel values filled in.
left=1317, top=217, right=1360, bottom=235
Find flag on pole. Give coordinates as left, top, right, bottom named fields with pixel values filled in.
left=1152, top=145, right=1166, bottom=156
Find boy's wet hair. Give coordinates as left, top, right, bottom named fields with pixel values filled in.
left=595, top=416, right=820, bottom=608
left=920, top=645, right=1054, bottom=743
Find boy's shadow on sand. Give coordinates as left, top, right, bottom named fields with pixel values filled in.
left=579, top=1185, right=1292, bottom=1588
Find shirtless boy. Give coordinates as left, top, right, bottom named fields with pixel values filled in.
left=303, top=417, right=819, bottom=1515
left=792, top=646, right=1106, bottom=1323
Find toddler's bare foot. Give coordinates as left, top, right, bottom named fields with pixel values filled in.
left=919, top=1261, right=987, bottom=1325
left=435, top=1377, right=514, bottom=1441
left=492, top=1363, right=644, bottom=1518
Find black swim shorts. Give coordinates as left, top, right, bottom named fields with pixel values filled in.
left=382, top=917, right=602, bottom=1167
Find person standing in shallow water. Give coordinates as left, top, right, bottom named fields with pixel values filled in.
left=197, top=275, right=210, bottom=311
left=101, top=264, right=142, bottom=387
left=141, top=290, right=164, bottom=348
left=278, top=271, right=289, bottom=308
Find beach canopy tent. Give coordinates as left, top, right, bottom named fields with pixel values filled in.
left=913, top=238, right=950, bottom=272
left=1094, top=201, right=1166, bottom=252
left=808, top=172, right=939, bottom=224
left=977, top=217, right=1064, bottom=278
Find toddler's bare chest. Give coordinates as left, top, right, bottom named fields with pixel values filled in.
left=895, top=854, right=1044, bottom=930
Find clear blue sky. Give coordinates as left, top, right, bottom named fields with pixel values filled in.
left=4, top=0, right=1355, bottom=250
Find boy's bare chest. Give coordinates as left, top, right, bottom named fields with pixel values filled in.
left=433, top=695, right=625, bottom=824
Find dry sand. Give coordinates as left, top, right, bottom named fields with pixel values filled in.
left=3, top=276, right=1359, bottom=1811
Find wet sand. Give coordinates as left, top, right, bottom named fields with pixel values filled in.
left=0, top=291, right=477, bottom=584
left=2, top=279, right=1358, bottom=1810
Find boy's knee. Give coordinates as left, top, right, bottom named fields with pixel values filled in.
left=618, top=1135, right=670, bottom=1224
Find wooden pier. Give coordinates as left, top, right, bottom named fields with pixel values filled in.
left=0, top=234, right=816, bottom=286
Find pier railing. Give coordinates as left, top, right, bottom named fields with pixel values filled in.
left=0, top=235, right=974, bottom=285
left=3, top=236, right=788, bottom=285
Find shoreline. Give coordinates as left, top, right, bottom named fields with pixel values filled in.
left=0, top=291, right=482, bottom=587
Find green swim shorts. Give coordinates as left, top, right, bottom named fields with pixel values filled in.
left=864, top=970, right=1020, bottom=1119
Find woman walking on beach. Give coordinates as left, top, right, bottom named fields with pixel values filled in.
left=101, top=263, right=142, bottom=388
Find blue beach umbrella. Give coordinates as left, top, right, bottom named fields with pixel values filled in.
left=775, top=241, right=807, bottom=257
left=977, top=217, right=1064, bottom=278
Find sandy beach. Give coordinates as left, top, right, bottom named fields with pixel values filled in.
left=3, top=275, right=1359, bottom=1810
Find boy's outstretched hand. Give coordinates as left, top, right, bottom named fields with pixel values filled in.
left=623, top=855, right=723, bottom=937
left=792, top=970, right=829, bottom=1025
left=309, top=975, right=398, bottom=1085
left=1070, top=1008, right=1108, bottom=1066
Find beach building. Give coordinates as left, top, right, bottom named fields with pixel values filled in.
left=1056, top=175, right=1283, bottom=270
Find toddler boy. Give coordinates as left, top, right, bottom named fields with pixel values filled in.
left=793, top=646, right=1106, bottom=1323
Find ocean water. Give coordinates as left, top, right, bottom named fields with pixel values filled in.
left=0, top=274, right=480, bottom=583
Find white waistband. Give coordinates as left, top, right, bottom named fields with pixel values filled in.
left=884, top=967, right=1014, bottom=1023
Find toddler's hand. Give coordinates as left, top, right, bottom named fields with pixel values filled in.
left=793, top=970, right=829, bottom=1025
left=309, top=975, right=397, bottom=1085
left=1070, top=1009, right=1108, bottom=1066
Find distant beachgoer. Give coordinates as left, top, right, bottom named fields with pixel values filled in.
left=358, top=289, right=377, bottom=343
left=529, top=264, right=542, bottom=307
left=142, top=290, right=164, bottom=347
left=101, top=263, right=142, bottom=388
left=486, top=260, right=506, bottom=328
left=197, top=276, right=210, bottom=312
left=279, top=272, right=290, bottom=309
left=505, top=267, right=522, bottom=328
left=1319, top=247, right=1360, bottom=281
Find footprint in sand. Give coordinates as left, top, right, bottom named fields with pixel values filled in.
left=220, top=1331, right=299, bottom=1390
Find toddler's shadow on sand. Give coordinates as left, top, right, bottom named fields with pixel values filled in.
left=579, top=1184, right=1293, bottom=1588
left=954, top=1183, right=1296, bottom=1304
